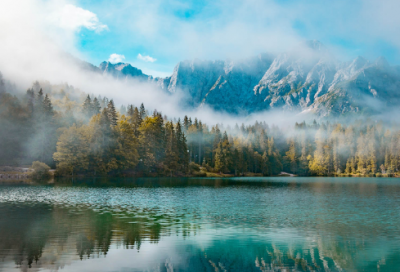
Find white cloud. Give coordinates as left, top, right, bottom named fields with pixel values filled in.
left=108, top=53, right=126, bottom=63
left=137, top=54, right=157, bottom=62
left=50, top=4, right=108, bottom=33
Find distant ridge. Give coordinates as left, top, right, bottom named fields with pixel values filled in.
left=82, top=41, right=400, bottom=117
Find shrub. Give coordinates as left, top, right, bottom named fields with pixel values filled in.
left=31, top=161, right=51, bottom=179
left=189, top=162, right=200, bottom=172
left=192, top=171, right=207, bottom=177
left=375, top=173, right=382, bottom=177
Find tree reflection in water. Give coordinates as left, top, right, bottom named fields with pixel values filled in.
left=0, top=177, right=399, bottom=271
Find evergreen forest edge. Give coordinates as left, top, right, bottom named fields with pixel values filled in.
left=1, top=82, right=399, bottom=178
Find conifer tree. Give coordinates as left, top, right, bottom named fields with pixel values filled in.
left=37, top=88, right=44, bottom=103
left=221, top=131, right=232, bottom=172
left=114, top=117, right=139, bottom=171
left=261, top=151, right=269, bottom=176
left=139, top=103, right=146, bottom=120
left=34, top=88, right=44, bottom=114
left=309, top=129, right=327, bottom=176
left=107, top=100, right=118, bottom=126
left=127, top=105, right=134, bottom=117
left=26, top=89, right=35, bottom=113
left=164, top=121, right=179, bottom=174
left=43, top=94, right=54, bottom=117
left=92, top=97, right=101, bottom=116
left=82, top=95, right=92, bottom=117
left=214, top=142, right=225, bottom=173
left=356, top=133, right=367, bottom=175
left=345, top=158, right=352, bottom=174
left=88, top=108, right=118, bottom=174
left=183, top=116, right=189, bottom=131
left=212, top=126, right=222, bottom=165
left=284, top=138, right=297, bottom=174
left=198, top=120, right=203, bottom=164
left=367, top=128, right=377, bottom=174
left=232, top=148, right=240, bottom=175
left=130, top=107, right=142, bottom=138
left=138, top=113, right=165, bottom=171
left=175, top=121, right=189, bottom=172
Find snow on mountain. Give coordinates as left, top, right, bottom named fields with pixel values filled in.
left=93, top=41, right=400, bottom=117
left=99, top=61, right=149, bottom=80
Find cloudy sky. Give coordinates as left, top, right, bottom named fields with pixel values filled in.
left=2, top=0, right=400, bottom=77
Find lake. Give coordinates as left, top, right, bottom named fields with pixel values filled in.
left=0, top=177, right=399, bottom=271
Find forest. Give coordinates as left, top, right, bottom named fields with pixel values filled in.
left=1, top=78, right=400, bottom=178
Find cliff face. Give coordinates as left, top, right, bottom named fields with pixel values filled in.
left=97, top=41, right=400, bottom=117
left=99, top=61, right=149, bottom=80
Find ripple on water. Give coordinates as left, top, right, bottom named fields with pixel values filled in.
left=0, top=177, right=399, bottom=271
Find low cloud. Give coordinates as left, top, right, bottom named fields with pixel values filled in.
left=108, top=53, right=126, bottom=63
left=137, top=54, right=157, bottom=63
left=49, top=4, right=108, bottom=33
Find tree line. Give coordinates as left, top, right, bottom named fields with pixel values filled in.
left=1, top=84, right=400, bottom=177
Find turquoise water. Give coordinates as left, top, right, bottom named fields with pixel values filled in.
left=0, top=177, right=399, bottom=271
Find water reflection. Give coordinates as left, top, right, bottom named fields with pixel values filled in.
left=0, top=177, right=399, bottom=271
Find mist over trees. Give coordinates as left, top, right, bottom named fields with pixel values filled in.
left=1, top=79, right=400, bottom=177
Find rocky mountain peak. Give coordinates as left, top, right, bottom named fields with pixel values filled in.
left=99, top=61, right=149, bottom=80
left=89, top=42, right=399, bottom=118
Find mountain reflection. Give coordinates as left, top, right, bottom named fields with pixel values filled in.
left=0, top=177, right=399, bottom=271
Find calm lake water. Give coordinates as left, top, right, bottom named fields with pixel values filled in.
left=0, top=177, right=399, bottom=272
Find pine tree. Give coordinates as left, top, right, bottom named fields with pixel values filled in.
left=176, top=121, right=189, bottom=172
left=34, top=88, right=44, bottom=114
left=92, top=97, right=101, bottom=116
left=345, top=158, right=352, bottom=174
left=212, top=126, right=222, bottom=166
left=232, top=148, right=240, bottom=175
left=309, top=129, right=327, bottom=176
left=107, top=100, right=118, bottom=126
left=26, top=88, right=35, bottom=113
left=164, top=121, right=179, bottom=174
left=138, top=114, right=165, bottom=171
left=214, top=142, right=225, bottom=173
left=261, top=151, right=269, bottom=176
left=356, top=133, right=367, bottom=175
left=131, top=107, right=142, bottom=138
left=37, top=88, right=44, bottom=103
left=82, top=95, right=92, bottom=117
left=284, top=138, right=297, bottom=174
left=87, top=109, right=118, bottom=174
left=43, top=94, right=54, bottom=117
left=114, top=117, right=139, bottom=171
left=221, top=131, right=232, bottom=172
left=298, top=132, right=309, bottom=176
left=183, top=116, right=189, bottom=131
left=367, top=128, right=377, bottom=174
left=139, top=103, right=146, bottom=120
left=127, top=105, right=134, bottom=117
left=198, top=120, right=203, bottom=164
left=384, top=148, right=391, bottom=173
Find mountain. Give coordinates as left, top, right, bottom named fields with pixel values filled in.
left=91, top=41, right=400, bottom=117
left=98, top=61, right=150, bottom=80
left=158, top=41, right=400, bottom=117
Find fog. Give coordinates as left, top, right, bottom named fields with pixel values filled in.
left=0, top=0, right=307, bottom=127
left=1, top=0, right=400, bottom=128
